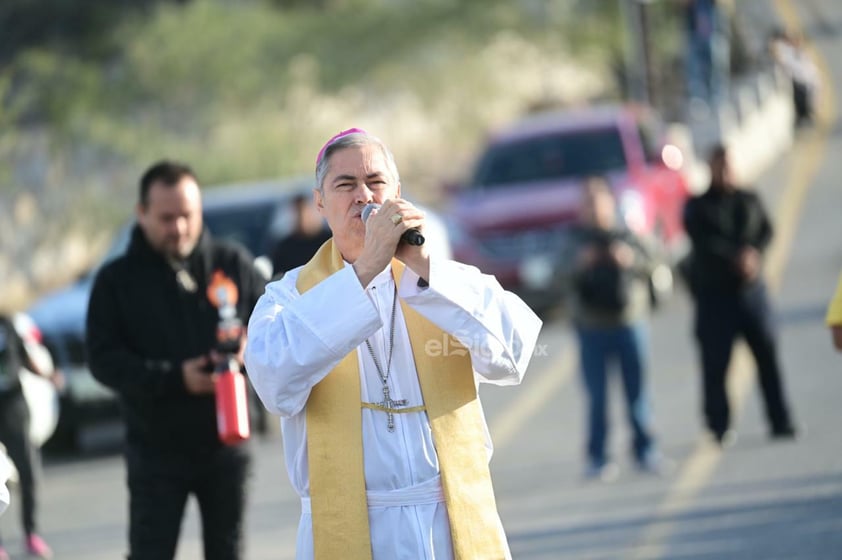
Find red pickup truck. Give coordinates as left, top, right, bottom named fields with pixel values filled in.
left=444, top=104, right=691, bottom=313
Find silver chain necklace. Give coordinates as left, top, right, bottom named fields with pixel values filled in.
left=364, top=282, right=407, bottom=432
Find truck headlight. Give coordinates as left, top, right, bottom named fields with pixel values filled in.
left=618, top=190, right=647, bottom=234
left=519, top=254, right=555, bottom=290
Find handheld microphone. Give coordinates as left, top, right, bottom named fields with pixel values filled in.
left=361, top=203, right=425, bottom=246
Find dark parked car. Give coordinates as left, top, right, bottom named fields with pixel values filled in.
left=444, top=104, right=691, bottom=313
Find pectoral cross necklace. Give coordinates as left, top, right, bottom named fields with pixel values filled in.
left=364, top=283, right=407, bottom=432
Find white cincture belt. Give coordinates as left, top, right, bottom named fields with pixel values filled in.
left=301, top=475, right=444, bottom=514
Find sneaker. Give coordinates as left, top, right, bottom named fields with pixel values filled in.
left=712, top=429, right=738, bottom=448
left=637, top=453, right=676, bottom=477
left=26, top=533, right=53, bottom=559
left=0, top=544, right=10, bottom=560
left=584, top=461, right=619, bottom=483
left=770, top=424, right=802, bottom=441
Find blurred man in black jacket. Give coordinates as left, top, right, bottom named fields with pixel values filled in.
left=268, top=193, right=331, bottom=280
left=683, top=145, right=797, bottom=445
left=86, top=161, right=267, bottom=560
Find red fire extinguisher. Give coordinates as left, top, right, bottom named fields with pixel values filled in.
left=216, top=357, right=250, bottom=445
left=207, top=270, right=251, bottom=445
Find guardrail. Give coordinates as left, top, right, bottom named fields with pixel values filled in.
left=679, top=65, right=795, bottom=190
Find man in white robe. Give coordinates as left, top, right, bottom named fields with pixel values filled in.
left=245, top=129, right=542, bottom=560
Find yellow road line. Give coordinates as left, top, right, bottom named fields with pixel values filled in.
left=631, top=1, right=837, bottom=557
left=491, top=327, right=576, bottom=450
left=766, top=0, right=838, bottom=292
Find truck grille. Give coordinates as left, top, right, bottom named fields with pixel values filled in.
left=478, top=227, right=570, bottom=259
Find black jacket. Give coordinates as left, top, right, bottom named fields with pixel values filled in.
left=269, top=228, right=332, bottom=279
left=683, top=187, right=773, bottom=295
left=86, top=226, right=266, bottom=453
left=563, top=225, right=654, bottom=327
left=0, top=316, right=24, bottom=397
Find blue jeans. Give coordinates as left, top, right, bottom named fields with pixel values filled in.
left=685, top=33, right=730, bottom=103
left=576, top=322, right=655, bottom=466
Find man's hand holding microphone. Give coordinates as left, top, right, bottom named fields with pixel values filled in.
left=353, top=198, right=429, bottom=288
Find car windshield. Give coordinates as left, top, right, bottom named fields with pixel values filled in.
left=472, top=127, right=626, bottom=187
left=204, top=204, right=277, bottom=257
left=82, top=200, right=279, bottom=285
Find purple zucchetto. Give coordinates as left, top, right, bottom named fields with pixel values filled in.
left=315, top=127, right=368, bottom=167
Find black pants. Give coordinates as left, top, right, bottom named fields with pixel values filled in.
left=0, top=390, right=41, bottom=542
left=694, top=282, right=794, bottom=436
left=793, top=80, right=814, bottom=123
left=126, top=443, right=251, bottom=560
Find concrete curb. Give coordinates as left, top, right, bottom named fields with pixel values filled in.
left=669, top=65, right=795, bottom=193
left=721, top=68, right=795, bottom=185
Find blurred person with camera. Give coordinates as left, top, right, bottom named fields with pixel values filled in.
left=245, top=129, right=542, bottom=560
left=0, top=312, right=62, bottom=559
left=562, top=177, right=667, bottom=481
left=683, top=145, right=797, bottom=446
left=86, top=161, right=267, bottom=560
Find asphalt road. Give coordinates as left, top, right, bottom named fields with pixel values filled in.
left=2, top=1, right=841, bottom=559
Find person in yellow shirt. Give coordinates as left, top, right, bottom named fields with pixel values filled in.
left=826, top=273, right=842, bottom=351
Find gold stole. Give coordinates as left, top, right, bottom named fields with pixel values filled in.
left=296, top=240, right=508, bottom=560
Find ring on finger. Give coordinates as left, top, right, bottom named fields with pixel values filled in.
left=391, top=213, right=403, bottom=225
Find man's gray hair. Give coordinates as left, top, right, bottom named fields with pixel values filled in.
left=315, top=133, right=400, bottom=191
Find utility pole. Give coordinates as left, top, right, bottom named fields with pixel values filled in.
left=619, top=0, right=656, bottom=107
left=639, top=1, right=657, bottom=108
